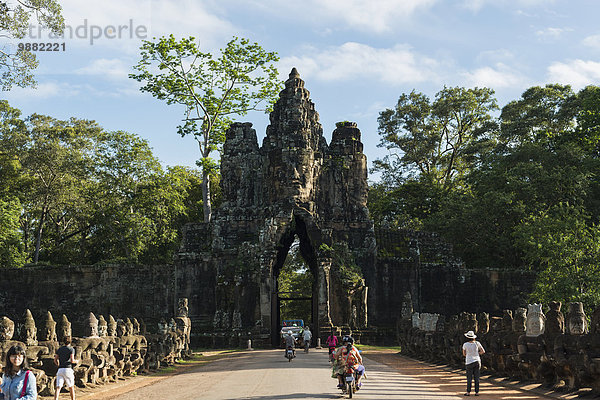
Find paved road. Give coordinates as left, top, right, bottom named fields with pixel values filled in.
left=105, top=349, right=554, bottom=400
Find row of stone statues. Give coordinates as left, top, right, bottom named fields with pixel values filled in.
left=398, top=293, right=600, bottom=393
left=0, top=299, right=191, bottom=396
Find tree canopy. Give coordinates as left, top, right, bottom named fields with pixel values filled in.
left=130, top=35, right=282, bottom=222
left=371, top=83, right=600, bottom=310
left=0, top=0, right=64, bottom=89
left=0, top=100, right=207, bottom=267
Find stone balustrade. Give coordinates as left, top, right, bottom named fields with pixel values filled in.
left=396, top=299, right=600, bottom=393
left=0, top=299, right=191, bottom=396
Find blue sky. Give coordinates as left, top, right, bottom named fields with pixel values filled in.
left=3, top=0, right=600, bottom=182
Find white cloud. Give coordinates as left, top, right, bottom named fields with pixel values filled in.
left=535, top=27, right=571, bottom=39
left=462, top=0, right=556, bottom=12
left=463, top=63, right=527, bottom=88
left=306, top=0, right=437, bottom=33
left=280, top=42, right=441, bottom=85
left=583, top=34, right=600, bottom=50
left=547, top=60, right=600, bottom=89
left=75, top=58, right=131, bottom=80
left=40, top=0, right=235, bottom=53
left=3, top=82, right=83, bottom=101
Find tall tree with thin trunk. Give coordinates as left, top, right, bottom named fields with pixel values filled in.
left=130, top=35, right=282, bottom=222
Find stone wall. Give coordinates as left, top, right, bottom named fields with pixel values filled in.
left=0, top=264, right=176, bottom=335
left=0, top=304, right=191, bottom=396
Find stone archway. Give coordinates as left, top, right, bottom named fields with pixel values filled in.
left=175, top=69, right=376, bottom=346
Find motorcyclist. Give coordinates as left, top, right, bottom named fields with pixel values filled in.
left=333, top=336, right=364, bottom=390
left=284, top=331, right=296, bottom=358
left=302, top=326, right=312, bottom=350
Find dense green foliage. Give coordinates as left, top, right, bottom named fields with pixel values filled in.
left=0, top=100, right=210, bottom=267
left=0, top=0, right=64, bottom=89
left=370, top=84, right=600, bottom=309
left=278, top=240, right=313, bottom=323
left=130, top=35, right=282, bottom=222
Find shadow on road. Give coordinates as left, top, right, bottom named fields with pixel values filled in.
left=223, top=394, right=339, bottom=400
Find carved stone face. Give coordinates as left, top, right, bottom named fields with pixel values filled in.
left=177, top=298, right=189, bottom=318
left=568, top=302, right=587, bottom=335
left=569, top=315, right=586, bottom=335
left=40, top=311, right=57, bottom=342
left=23, top=309, right=37, bottom=345
left=108, top=316, right=117, bottom=337
left=116, top=320, right=127, bottom=337
left=502, top=310, right=513, bottom=331
left=513, top=308, right=527, bottom=333
left=158, top=320, right=168, bottom=335
left=98, top=315, right=108, bottom=337
left=0, top=316, right=15, bottom=341
left=85, top=312, right=99, bottom=337
left=132, top=318, right=140, bottom=335
left=126, top=318, right=134, bottom=336
left=477, top=312, right=489, bottom=335
left=58, top=314, right=72, bottom=342
left=526, top=304, right=545, bottom=337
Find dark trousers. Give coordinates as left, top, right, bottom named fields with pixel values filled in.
left=466, top=361, right=480, bottom=393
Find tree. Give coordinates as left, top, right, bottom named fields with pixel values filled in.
left=0, top=0, right=64, bottom=89
left=514, top=203, right=600, bottom=309
left=130, top=35, right=282, bottom=222
left=375, top=86, right=498, bottom=190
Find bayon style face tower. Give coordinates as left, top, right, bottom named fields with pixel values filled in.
left=176, top=68, right=375, bottom=345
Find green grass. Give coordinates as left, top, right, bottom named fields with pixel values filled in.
left=355, top=344, right=402, bottom=353
left=156, top=366, right=177, bottom=375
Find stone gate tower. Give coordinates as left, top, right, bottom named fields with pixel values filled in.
left=175, top=68, right=376, bottom=346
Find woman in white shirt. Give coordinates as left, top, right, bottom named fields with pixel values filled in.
left=462, top=330, right=485, bottom=396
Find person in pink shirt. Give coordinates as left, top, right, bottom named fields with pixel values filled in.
left=325, top=329, right=338, bottom=362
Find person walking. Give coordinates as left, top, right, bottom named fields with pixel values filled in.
left=462, top=330, right=485, bottom=396
left=0, top=344, right=37, bottom=400
left=54, top=337, right=78, bottom=400
left=302, top=327, right=312, bottom=351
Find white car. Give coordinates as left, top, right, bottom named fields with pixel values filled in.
left=280, top=326, right=303, bottom=342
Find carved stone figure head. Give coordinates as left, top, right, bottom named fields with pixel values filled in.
left=98, top=315, right=108, bottom=337
left=0, top=316, right=15, bottom=341
left=502, top=310, right=513, bottom=331
left=465, top=313, right=478, bottom=333
left=108, top=315, right=117, bottom=336
left=158, top=319, right=168, bottom=335
left=490, top=317, right=503, bottom=333
left=526, top=303, right=546, bottom=337
left=40, top=311, right=57, bottom=342
left=125, top=318, right=134, bottom=336
left=568, top=302, right=587, bottom=335
left=21, top=309, right=38, bottom=345
left=591, top=306, right=600, bottom=334
left=512, top=307, right=527, bottom=333
left=58, top=314, right=71, bottom=343
left=177, top=298, right=189, bottom=318
left=545, top=301, right=565, bottom=336
left=84, top=312, right=99, bottom=337
left=477, top=312, right=490, bottom=335
left=401, top=292, right=413, bottom=321
left=116, top=319, right=127, bottom=337
left=132, top=318, right=141, bottom=335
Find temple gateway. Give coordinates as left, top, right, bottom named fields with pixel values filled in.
left=175, top=68, right=375, bottom=346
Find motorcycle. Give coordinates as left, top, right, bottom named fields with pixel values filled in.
left=286, top=346, right=294, bottom=362
left=342, top=367, right=359, bottom=398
